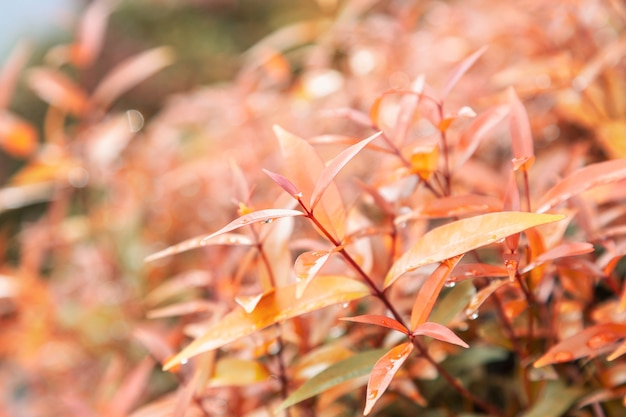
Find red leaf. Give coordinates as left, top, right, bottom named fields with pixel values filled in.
left=440, top=45, right=487, bottom=100
left=410, top=255, right=464, bottom=330
left=263, top=169, right=302, bottom=198
left=411, top=322, right=469, bottom=348
left=534, top=323, right=626, bottom=368
left=536, top=159, right=626, bottom=213
left=508, top=87, right=535, bottom=171
left=310, top=131, right=381, bottom=210
left=340, top=314, right=409, bottom=334
left=364, top=342, right=413, bottom=415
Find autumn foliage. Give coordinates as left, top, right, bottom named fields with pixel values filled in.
left=2, top=0, right=626, bottom=416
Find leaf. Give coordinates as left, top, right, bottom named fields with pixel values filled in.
left=310, top=131, right=381, bottom=210
left=508, top=87, right=535, bottom=171
left=163, top=276, right=370, bottom=370
left=340, top=314, right=408, bottom=334
left=454, top=104, right=510, bottom=170
left=397, top=194, right=502, bottom=221
left=91, top=46, right=174, bottom=110
left=519, top=381, right=584, bottom=417
left=429, top=280, right=477, bottom=326
left=0, top=111, right=38, bottom=158
left=520, top=242, right=595, bottom=274
left=449, top=263, right=509, bottom=282
left=0, top=42, right=31, bottom=109
left=294, top=250, right=332, bottom=298
left=262, top=169, right=302, bottom=198
left=208, top=358, right=269, bottom=387
left=71, top=0, right=110, bottom=67
left=107, top=357, right=155, bottom=417
left=385, top=212, right=565, bottom=288
left=364, top=342, right=413, bottom=415
left=536, top=159, right=626, bottom=213
left=410, top=255, right=464, bottom=330
left=411, top=322, right=469, bottom=348
left=27, top=68, right=88, bottom=116
left=275, top=125, right=346, bottom=240
left=145, top=232, right=255, bottom=262
left=279, top=348, right=387, bottom=410
left=534, top=323, right=626, bottom=368
left=465, top=279, right=510, bottom=319
left=440, top=45, right=487, bottom=100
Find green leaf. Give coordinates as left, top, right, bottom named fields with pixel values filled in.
left=278, top=348, right=387, bottom=410
left=385, top=212, right=565, bottom=288
left=520, top=381, right=584, bottom=417
left=429, top=280, right=476, bottom=326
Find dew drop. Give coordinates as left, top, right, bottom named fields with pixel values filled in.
left=468, top=312, right=479, bottom=320
left=342, top=302, right=350, bottom=308
left=367, top=390, right=378, bottom=399
left=180, top=358, right=188, bottom=365
left=385, top=364, right=393, bottom=371
left=444, top=280, right=456, bottom=288
left=553, top=351, right=574, bottom=362
left=263, top=218, right=275, bottom=224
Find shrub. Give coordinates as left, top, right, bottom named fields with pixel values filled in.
left=2, top=1, right=626, bottom=416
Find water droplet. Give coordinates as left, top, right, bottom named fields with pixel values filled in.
left=342, top=302, right=350, bottom=308
left=553, top=351, right=574, bottom=362
left=380, top=319, right=387, bottom=325
left=180, top=358, right=188, bottom=365
left=468, top=312, right=479, bottom=320
left=367, top=389, right=378, bottom=399
left=385, top=364, right=393, bottom=371
left=263, top=218, right=275, bottom=224
left=444, top=280, right=456, bottom=288
left=240, top=218, right=251, bottom=224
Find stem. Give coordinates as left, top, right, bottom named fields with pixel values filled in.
left=437, top=103, right=452, bottom=196
left=413, top=339, right=506, bottom=417
left=522, top=169, right=532, bottom=212
left=299, top=199, right=504, bottom=416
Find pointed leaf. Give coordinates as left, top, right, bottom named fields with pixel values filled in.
left=71, top=0, right=110, bottom=67
left=294, top=250, right=332, bottom=298
left=385, top=212, right=565, bottom=288
left=450, top=263, right=508, bottom=282
left=27, top=68, right=88, bottom=115
left=508, top=87, right=535, bottom=171
left=145, top=232, right=255, bottom=262
left=520, top=242, right=595, bottom=274
left=201, top=209, right=304, bottom=242
left=275, top=125, right=346, bottom=240
left=310, top=131, right=380, bottom=210
left=364, top=342, right=413, bottom=415
left=91, top=46, right=174, bottom=110
left=163, top=276, right=370, bottom=370
left=262, top=169, right=302, bottom=198
left=279, top=348, right=387, bottom=410
left=440, top=46, right=487, bottom=100
left=465, top=279, right=510, bottom=319
left=536, top=159, right=626, bottom=213
left=455, top=104, right=510, bottom=170
left=411, top=322, right=469, bottom=348
left=410, top=255, right=464, bottom=330
left=397, top=194, right=502, bottom=220
left=534, top=323, right=626, bottom=368
left=340, top=314, right=408, bottom=334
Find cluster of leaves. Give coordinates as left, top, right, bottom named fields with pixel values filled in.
left=2, top=0, right=626, bottom=416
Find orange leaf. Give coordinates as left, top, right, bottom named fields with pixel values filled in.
left=440, top=45, right=487, bottom=100
left=91, top=46, right=174, bottom=110
left=163, top=276, right=370, bottom=370
left=144, top=232, right=256, bottom=262
left=536, top=159, right=626, bottom=213
left=397, top=194, right=502, bottom=220
left=508, top=87, right=535, bottom=171
left=27, top=68, right=88, bottom=116
left=0, top=112, right=38, bottom=158
left=534, top=323, right=626, bottom=368
left=410, top=255, right=463, bottom=330
left=340, top=314, right=408, bottom=334
left=450, top=263, right=508, bottom=282
left=364, top=342, right=413, bottom=415
left=455, top=104, right=510, bottom=170
left=310, top=131, right=380, bottom=210
left=385, top=212, right=565, bottom=288
left=411, top=322, right=469, bottom=348
left=465, top=279, right=510, bottom=319
left=520, top=242, right=595, bottom=274
left=294, top=250, right=332, bottom=298
left=275, top=125, right=346, bottom=240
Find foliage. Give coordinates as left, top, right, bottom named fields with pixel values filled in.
left=2, top=0, right=626, bottom=416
